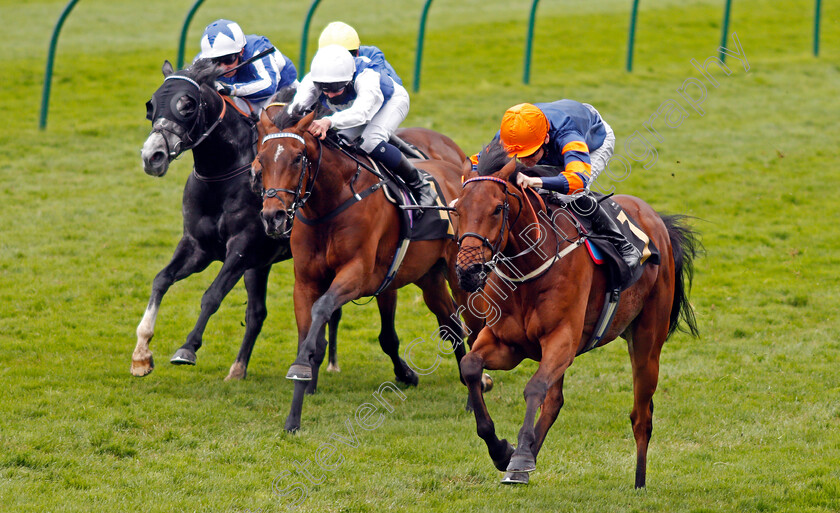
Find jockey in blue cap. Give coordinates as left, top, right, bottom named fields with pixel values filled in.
left=198, top=19, right=298, bottom=113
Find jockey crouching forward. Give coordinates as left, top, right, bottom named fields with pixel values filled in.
left=198, top=19, right=298, bottom=113
left=318, top=21, right=404, bottom=87
left=498, top=101, right=642, bottom=271
left=288, top=44, right=435, bottom=215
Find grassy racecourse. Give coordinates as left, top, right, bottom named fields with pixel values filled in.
left=1, top=0, right=839, bottom=511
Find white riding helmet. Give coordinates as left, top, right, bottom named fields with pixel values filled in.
left=200, top=19, right=246, bottom=59
left=318, top=21, right=360, bottom=51
left=310, top=44, right=356, bottom=84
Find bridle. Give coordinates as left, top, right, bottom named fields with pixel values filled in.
left=256, top=132, right=323, bottom=236
left=147, top=75, right=227, bottom=161
left=457, top=176, right=584, bottom=283
left=457, top=176, right=523, bottom=267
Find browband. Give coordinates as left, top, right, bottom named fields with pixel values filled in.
left=164, top=75, right=201, bottom=89
left=261, top=132, right=306, bottom=145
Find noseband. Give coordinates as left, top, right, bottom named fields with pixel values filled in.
left=257, top=132, right=323, bottom=235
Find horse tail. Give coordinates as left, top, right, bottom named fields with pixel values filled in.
left=660, top=214, right=701, bottom=339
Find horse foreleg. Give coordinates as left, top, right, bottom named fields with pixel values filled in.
left=226, top=266, right=271, bottom=381
left=305, top=324, right=328, bottom=395
left=171, top=248, right=250, bottom=367
left=285, top=267, right=363, bottom=433
left=531, top=376, right=566, bottom=454
left=326, top=307, right=342, bottom=373
left=506, top=339, right=575, bottom=481
left=286, top=264, right=364, bottom=381
left=132, top=237, right=210, bottom=377
left=461, top=333, right=523, bottom=473
left=374, top=289, right=418, bottom=386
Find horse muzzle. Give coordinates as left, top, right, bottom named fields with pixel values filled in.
left=141, top=132, right=175, bottom=177
left=260, top=207, right=293, bottom=239
left=456, top=262, right=490, bottom=293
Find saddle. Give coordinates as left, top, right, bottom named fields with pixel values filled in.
left=328, top=133, right=454, bottom=242
left=545, top=191, right=660, bottom=291
left=323, top=133, right=455, bottom=297
left=538, top=190, right=661, bottom=354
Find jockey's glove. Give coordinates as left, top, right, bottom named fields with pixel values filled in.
left=215, top=82, right=233, bottom=96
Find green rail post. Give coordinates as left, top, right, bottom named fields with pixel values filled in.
left=719, top=0, right=732, bottom=63
left=413, top=0, right=434, bottom=92
left=626, top=0, right=640, bottom=72
left=299, top=0, right=323, bottom=79
left=40, top=0, right=81, bottom=130
left=523, top=0, right=541, bottom=84
left=177, top=0, right=206, bottom=70
left=813, top=0, right=822, bottom=56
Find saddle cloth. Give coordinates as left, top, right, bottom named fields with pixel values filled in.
left=382, top=172, right=455, bottom=242
left=549, top=192, right=660, bottom=292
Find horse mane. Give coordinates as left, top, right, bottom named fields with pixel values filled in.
left=476, top=138, right=527, bottom=180
left=183, top=58, right=224, bottom=86
left=476, top=137, right=558, bottom=180
left=272, top=91, right=343, bottom=130
left=270, top=87, right=304, bottom=129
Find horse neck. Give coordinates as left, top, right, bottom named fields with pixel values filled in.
left=501, top=193, right=569, bottom=274
left=191, top=94, right=254, bottom=176
left=300, top=142, right=374, bottom=219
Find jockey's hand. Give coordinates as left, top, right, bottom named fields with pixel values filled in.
left=308, top=118, right=332, bottom=140
left=516, top=173, right=543, bottom=189
left=215, top=82, right=233, bottom=96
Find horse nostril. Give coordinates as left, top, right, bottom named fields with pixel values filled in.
left=150, top=151, right=166, bottom=166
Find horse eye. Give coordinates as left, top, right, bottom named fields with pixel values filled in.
left=176, top=96, right=196, bottom=117
left=492, top=204, right=504, bottom=215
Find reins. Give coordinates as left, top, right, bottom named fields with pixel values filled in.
left=258, top=131, right=389, bottom=227
left=459, top=176, right=585, bottom=283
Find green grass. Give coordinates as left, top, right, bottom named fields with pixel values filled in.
left=1, top=0, right=839, bottom=512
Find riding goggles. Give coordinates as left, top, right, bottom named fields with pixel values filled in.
left=212, top=53, right=239, bottom=66
left=314, top=81, right=350, bottom=94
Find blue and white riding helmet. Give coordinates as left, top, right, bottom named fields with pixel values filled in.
left=200, top=19, right=246, bottom=59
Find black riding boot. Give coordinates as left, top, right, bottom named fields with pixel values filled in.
left=573, top=195, right=642, bottom=271
left=393, top=154, right=435, bottom=218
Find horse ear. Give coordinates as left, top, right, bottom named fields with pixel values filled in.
left=256, top=109, right=275, bottom=144
left=495, top=159, right=518, bottom=181
left=461, top=159, right=472, bottom=176
left=293, top=110, right=316, bottom=133
left=162, top=60, right=174, bottom=77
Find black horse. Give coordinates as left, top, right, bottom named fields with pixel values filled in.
left=133, top=59, right=341, bottom=381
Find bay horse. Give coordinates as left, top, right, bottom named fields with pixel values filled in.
left=254, top=108, right=483, bottom=432
left=453, top=143, right=699, bottom=486
left=134, top=59, right=469, bottom=381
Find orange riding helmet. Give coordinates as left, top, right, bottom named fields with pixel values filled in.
left=500, top=103, right=549, bottom=158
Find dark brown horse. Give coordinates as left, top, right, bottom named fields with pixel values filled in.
left=453, top=145, right=699, bottom=487
left=253, top=108, right=483, bottom=432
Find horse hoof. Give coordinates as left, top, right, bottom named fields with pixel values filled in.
left=481, top=373, right=494, bottom=393
left=170, top=349, right=196, bottom=365
left=506, top=454, right=536, bottom=473
left=326, top=363, right=341, bottom=373
left=224, top=362, right=247, bottom=381
left=492, top=440, right=516, bottom=471
left=130, top=356, right=155, bottom=377
left=286, top=364, right=313, bottom=381
left=501, top=471, right=530, bottom=485
left=284, top=420, right=300, bottom=433
left=397, top=368, right=419, bottom=387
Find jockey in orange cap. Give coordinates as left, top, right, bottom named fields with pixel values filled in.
left=492, top=100, right=641, bottom=271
